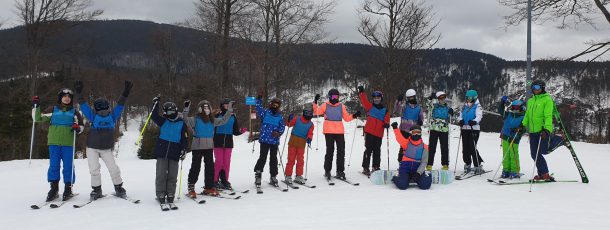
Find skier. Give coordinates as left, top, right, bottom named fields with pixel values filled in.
left=522, top=80, right=565, bottom=181
left=390, top=124, right=432, bottom=190
left=33, top=88, right=85, bottom=201
left=498, top=96, right=526, bottom=179
left=457, top=89, right=485, bottom=174
left=312, top=89, right=361, bottom=180
left=425, top=92, right=454, bottom=171
left=393, top=89, right=424, bottom=162
left=253, top=96, right=285, bottom=187
left=182, top=99, right=234, bottom=197
left=213, top=98, right=243, bottom=190
left=74, top=80, right=132, bottom=200
left=357, top=86, right=390, bottom=176
left=283, top=104, right=315, bottom=185
left=150, top=96, right=189, bottom=207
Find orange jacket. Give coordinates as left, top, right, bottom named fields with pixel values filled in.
left=313, top=102, right=354, bottom=134
left=359, top=92, right=390, bottom=138
left=393, top=128, right=428, bottom=161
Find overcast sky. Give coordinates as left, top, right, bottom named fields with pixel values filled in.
left=1, top=0, right=608, bottom=61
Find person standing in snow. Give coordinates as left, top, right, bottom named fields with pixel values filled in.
left=150, top=96, right=189, bottom=206
left=390, top=124, right=432, bottom=190
left=457, top=90, right=484, bottom=174
left=182, top=99, right=234, bottom=197
left=393, top=89, right=424, bottom=162
left=283, top=104, right=315, bottom=185
left=498, top=96, right=526, bottom=179
left=426, top=91, right=454, bottom=171
left=522, top=80, right=564, bottom=181
left=253, top=96, right=285, bottom=187
left=74, top=80, right=132, bottom=200
left=312, top=89, right=361, bottom=180
left=213, top=98, right=243, bottom=190
left=357, top=86, right=390, bottom=176
left=33, top=88, right=85, bottom=202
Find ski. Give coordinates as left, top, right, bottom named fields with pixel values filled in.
left=293, top=181, right=317, bottom=188
left=168, top=203, right=178, bottom=210
left=160, top=203, right=170, bottom=211
left=198, top=191, right=241, bottom=200
left=185, top=194, right=207, bottom=204
left=455, top=171, right=492, bottom=180
left=50, top=193, right=79, bottom=208
left=113, top=194, right=140, bottom=204
left=552, top=105, right=589, bottom=183
left=490, top=179, right=579, bottom=185
left=282, top=180, right=300, bottom=189
left=219, top=190, right=236, bottom=196
left=268, top=181, right=289, bottom=192
left=335, top=177, right=360, bottom=186
left=31, top=200, right=55, bottom=209
left=73, top=195, right=106, bottom=208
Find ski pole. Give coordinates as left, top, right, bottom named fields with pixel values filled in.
left=70, top=128, right=76, bottom=189
left=277, top=146, right=289, bottom=190
left=386, top=128, right=390, bottom=172
left=279, top=126, right=291, bottom=162
left=29, top=104, right=37, bottom=167
left=178, top=158, right=184, bottom=200
left=470, top=126, right=483, bottom=176
left=305, top=145, right=310, bottom=180
left=453, top=131, right=463, bottom=175
left=347, top=119, right=358, bottom=168
left=135, top=99, right=159, bottom=145
left=529, top=135, right=543, bottom=192
left=252, top=137, right=256, bottom=154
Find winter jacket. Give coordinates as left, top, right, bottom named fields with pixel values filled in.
left=34, top=104, right=84, bottom=146
left=393, top=128, right=428, bottom=175
left=183, top=102, right=233, bottom=150
left=429, top=102, right=451, bottom=132
left=359, top=92, right=390, bottom=138
left=458, top=99, right=483, bottom=130
left=498, top=101, right=525, bottom=143
left=393, top=101, right=424, bottom=132
left=151, top=102, right=189, bottom=161
left=522, top=92, right=555, bottom=134
left=213, top=111, right=242, bottom=148
left=312, top=101, right=354, bottom=134
left=78, top=95, right=126, bottom=150
left=256, top=99, right=285, bottom=145
left=286, top=116, right=314, bottom=148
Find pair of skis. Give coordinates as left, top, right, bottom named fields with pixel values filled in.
left=73, top=194, right=140, bottom=208
left=326, top=176, right=360, bottom=186
left=454, top=170, right=492, bottom=180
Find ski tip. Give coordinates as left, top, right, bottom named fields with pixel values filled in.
left=353, top=183, right=360, bottom=186
left=486, top=179, right=494, bottom=182
left=133, top=200, right=141, bottom=204
left=73, top=205, right=81, bottom=208
left=242, top=190, right=250, bottom=193
left=50, top=204, right=59, bottom=208
left=234, top=196, right=242, bottom=199
left=198, top=200, right=206, bottom=204
left=282, top=189, right=289, bottom=192
left=30, top=205, right=40, bottom=209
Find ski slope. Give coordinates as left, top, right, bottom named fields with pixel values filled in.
left=1, top=117, right=609, bottom=230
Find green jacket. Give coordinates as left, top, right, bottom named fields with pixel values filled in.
left=522, top=93, right=555, bottom=133
left=34, top=105, right=84, bottom=146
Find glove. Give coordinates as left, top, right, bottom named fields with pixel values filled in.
left=32, top=96, right=40, bottom=107
left=357, top=86, right=364, bottom=93
left=448, top=108, right=454, bottom=116
left=288, top=114, right=294, bottom=122
left=306, top=138, right=312, bottom=145
left=391, top=122, right=398, bottom=129
left=501, top=95, right=509, bottom=103
left=240, top=127, right=248, bottom=134
left=383, top=123, right=390, bottom=129
left=272, top=131, right=281, bottom=138
left=180, top=150, right=187, bottom=160
left=122, top=81, right=133, bottom=97
left=417, top=120, right=423, bottom=126
left=71, top=123, right=81, bottom=133
left=397, top=94, right=404, bottom=102
left=74, top=81, right=83, bottom=94
left=184, top=100, right=191, bottom=108
left=468, top=120, right=477, bottom=126
left=458, top=120, right=464, bottom=126
left=540, top=129, right=549, bottom=139
left=257, top=94, right=263, bottom=101
left=352, top=111, right=361, bottom=119
left=314, top=94, right=320, bottom=104
left=153, top=96, right=160, bottom=104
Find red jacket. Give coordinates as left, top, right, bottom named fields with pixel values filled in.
left=359, top=92, right=390, bottom=138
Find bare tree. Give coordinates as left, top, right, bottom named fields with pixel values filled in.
left=14, top=0, right=103, bottom=95
left=500, top=0, right=610, bottom=61
left=357, top=0, right=440, bottom=97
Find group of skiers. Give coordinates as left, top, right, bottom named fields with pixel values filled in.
left=31, top=79, right=569, bottom=207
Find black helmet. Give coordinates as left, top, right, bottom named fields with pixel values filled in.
left=220, top=98, right=231, bottom=107
left=270, top=97, right=282, bottom=105
left=93, top=98, right=110, bottom=111
left=162, top=102, right=178, bottom=119
left=328, top=88, right=340, bottom=97
left=57, top=88, right=74, bottom=104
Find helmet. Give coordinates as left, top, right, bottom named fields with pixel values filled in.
left=269, top=97, right=282, bottom=110
left=465, top=90, right=478, bottom=101
left=57, top=88, right=74, bottom=104
left=371, top=91, right=383, bottom=103
left=303, top=104, right=314, bottom=119
left=328, top=88, right=340, bottom=97
left=436, top=91, right=446, bottom=98
left=162, top=102, right=178, bottom=119
left=410, top=125, right=422, bottom=134
left=220, top=98, right=231, bottom=107
left=405, top=89, right=416, bottom=98
left=510, top=100, right=526, bottom=113
left=93, top=98, right=110, bottom=111
left=531, top=80, right=546, bottom=92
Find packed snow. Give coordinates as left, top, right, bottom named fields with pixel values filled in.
left=1, top=116, right=608, bottom=230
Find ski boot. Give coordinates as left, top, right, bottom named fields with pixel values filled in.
left=167, top=196, right=175, bottom=205
left=255, top=171, right=262, bottom=186
left=442, top=165, right=449, bottom=171
left=463, top=164, right=472, bottom=173
left=501, top=171, right=510, bottom=179
left=324, top=171, right=332, bottom=180
left=222, top=180, right=233, bottom=191
left=62, top=184, right=74, bottom=201
left=203, top=188, right=220, bottom=196
left=215, top=181, right=226, bottom=190
left=270, top=176, right=279, bottom=187
left=285, top=176, right=293, bottom=185
left=334, top=171, right=346, bottom=180
left=473, top=165, right=485, bottom=175
left=426, top=165, right=432, bottom=171
left=509, top=172, right=521, bottom=179
left=187, top=184, right=197, bottom=198
left=114, top=183, right=126, bottom=198
left=294, top=175, right=306, bottom=184
left=533, top=173, right=554, bottom=182
left=90, top=186, right=103, bottom=200
left=157, top=195, right=166, bottom=204
left=46, top=181, right=59, bottom=202
left=362, top=168, right=371, bottom=176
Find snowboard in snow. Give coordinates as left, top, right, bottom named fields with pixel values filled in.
left=370, top=170, right=397, bottom=185
left=430, top=170, right=454, bottom=184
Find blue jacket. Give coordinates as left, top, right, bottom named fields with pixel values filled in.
left=151, top=102, right=188, bottom=160
left=256, top=99, right=285, bottom=145
left=80, top=102, right=124, bottom=149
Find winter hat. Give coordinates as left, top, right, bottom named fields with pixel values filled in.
left=436, top=91, right=446, bottom=98
left=57, top=88, right=74, bottom=104
left=197, top=100, right=211, bottom=114
left=162, top=102, right=178, bottom=120
left=328, top=88, right=340, bottom=97
left=510, top=100, right=526, bottom=113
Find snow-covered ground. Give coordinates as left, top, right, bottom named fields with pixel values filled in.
left=1, top=117, right=609, bottom=230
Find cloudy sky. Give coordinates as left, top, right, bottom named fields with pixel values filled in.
left=1, top=0, right=608, bottom=61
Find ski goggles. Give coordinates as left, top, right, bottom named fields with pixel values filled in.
left=330, top=95, right=339, bottom=100
left=510, top=105, right=523, bottom=112
left=164, top=110, right=177, bottom=116
left=410, top=130, right=422, bottom=135
left=371, top=91, right=383, bottom=98
left=466, top=96, right=476, bottom=102
left=437, top=95, right=446, bottom=100
left=531, top=84, right=542, bottom=91
left=60, top=89, right=73, bottom=96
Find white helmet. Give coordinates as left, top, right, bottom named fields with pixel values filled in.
left=405, top=89, right=416, bottom=97
left=436, top=91, right=446, bottom=98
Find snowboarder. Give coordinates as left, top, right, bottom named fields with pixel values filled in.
left=283, top=104, right=315, bottom=185
left=33, top=88, right=85, bottom=201
left=357, top=86, right=390, bottom=176
left=426, top=91, right=454, bottom=171
left=457, top=90, right=484, bottom=174
left=498, top=97, right=526, bottom=179
left=74, top=80, right=132, bottom=200
left=393, top=89, right=424, bottom=162
left=390, top=124, right=432, bottom=190
left=522, top=80, right=565, bottom=181
left=182, top=99, right=234, bottom=197
left=254, top=96, right=285, bottom=187
left=312, top=89, right=361, bottom=180
left=213, top=98, right=243, bottom=190
left=150, top=96, right=189, bottom=207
